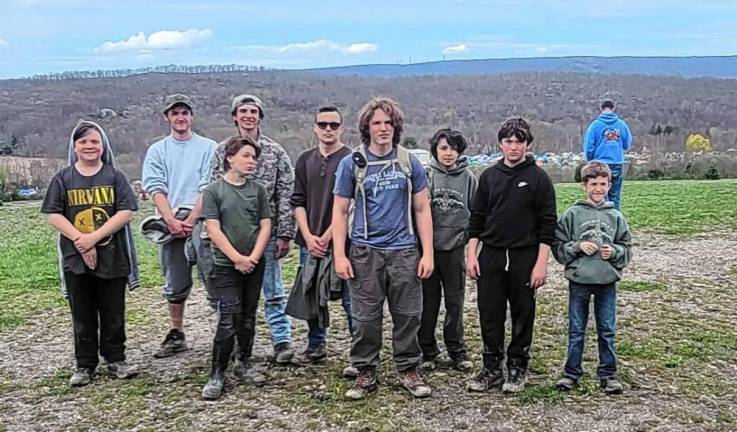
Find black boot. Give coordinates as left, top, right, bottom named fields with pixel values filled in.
left=202, top=332, right=233, bottom=400
left=202, top=366, right=225, bottom=400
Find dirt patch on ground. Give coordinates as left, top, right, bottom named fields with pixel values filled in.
left=1, top=231, right=736, bottom=432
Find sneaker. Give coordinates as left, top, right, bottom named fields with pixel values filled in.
left=555, top=376, right=578, bottom=391
left=600, top=377, right=624, bottom=395
left=449, top=354, right=473, bottom=372
left=345, top=368, right=378, bottom=400
left=502, top=368, right=527, bottom=393
left=69, top=367, right=93, bottom=387
left=273, top=342, right=294, bottom=365
left=398, top=367, right=432, bottom=398
left=419, top=358, right=437, bottom=372
left=154, top=329, right=188, bottom=358
left=107, top=361, right=138, bottom=379
left=466, top=368, right=504, bottom=392
left=234, top=360, right=267, bottom=387
left=342, top=365, right=359, bottom=379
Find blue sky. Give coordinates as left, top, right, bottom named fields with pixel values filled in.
left=1, top=0, right=736, bottom=79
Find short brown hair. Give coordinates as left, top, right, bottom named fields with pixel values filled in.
left=314, top=104, right=342, bottom=123
left=580, top=161, right=612, bottom=183
left=357, top=97, right=404, bottom=146
left=223, top=136, right=260, bottom=172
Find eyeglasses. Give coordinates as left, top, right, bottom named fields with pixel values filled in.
left=316, top=122, right=341, bottom=131
left=320, top=157, right=328, bottom=177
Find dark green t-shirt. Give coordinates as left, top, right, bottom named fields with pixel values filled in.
left=41, top=164, right=138, bottom=279
left=202, top=178, right=272, bottom=266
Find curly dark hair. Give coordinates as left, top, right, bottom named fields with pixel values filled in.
left=429, top=128, right=468, bottom=160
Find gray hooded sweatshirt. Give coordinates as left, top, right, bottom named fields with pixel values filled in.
left=427, top=157, right=478, bottom=251
left=552, top=200, right=632, bottom=285
left=57, top=120, right=140, bottom=296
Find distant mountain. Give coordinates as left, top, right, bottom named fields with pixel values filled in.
left=309, top=56, right=737, bottom=79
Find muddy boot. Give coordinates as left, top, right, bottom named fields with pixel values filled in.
left=202, top=367, right=226, bottom=400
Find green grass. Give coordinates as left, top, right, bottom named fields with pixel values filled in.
left=618, top=281, right=666, bottom=292
left=555, top=179, right=737, bottom=235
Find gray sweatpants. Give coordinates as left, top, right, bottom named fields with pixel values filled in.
left=348, top=244, right=423, bottom=372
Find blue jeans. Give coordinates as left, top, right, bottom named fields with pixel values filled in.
left=607, top=163, right=623, bottom=210
left=299, top=247, right=353, bottom=350
left=564, top=281, right=617, bottom=380
left=262, top=238, right=292, bottom=346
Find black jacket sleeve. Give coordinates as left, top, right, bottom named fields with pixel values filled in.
left=535, top=169, right=557, bottom=246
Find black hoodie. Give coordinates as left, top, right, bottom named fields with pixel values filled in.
left=468, top=155, right=556, bottom=248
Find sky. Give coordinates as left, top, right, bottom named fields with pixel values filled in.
left=1, top=0, right=736, bottom=79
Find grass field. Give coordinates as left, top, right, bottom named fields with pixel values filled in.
left=0, top=179, right=736, bottom=431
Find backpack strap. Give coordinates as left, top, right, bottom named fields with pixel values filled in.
left=395, top=146, right=414, bottom=238
left=352, top=145, right=369, bottom=240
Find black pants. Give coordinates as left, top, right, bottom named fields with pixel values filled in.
left=476, top=245, right=538, bottom=372
left=65, top=272, right=127, bottom=369
left=418, top=246, right=467, bottom=360
left=209, top=262, right=265, bottom=370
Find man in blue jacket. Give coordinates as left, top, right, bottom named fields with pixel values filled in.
left=582, top=98, right=632, bottom=210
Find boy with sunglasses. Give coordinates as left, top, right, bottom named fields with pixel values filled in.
left=287, top=105, right=355, bottom=376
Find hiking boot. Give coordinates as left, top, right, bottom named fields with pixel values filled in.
left=419, top=358, right=437, bottom=372
left=107, top=361, right=138, bottom=379
left=466, top=368, right=504, bottom=392
left=600, top=377, right=624, bottom=395
left=502, top=368, right=527, bottom=393
left=69, top=367, right=93, bottom=387
left=154, top=329, right=187, bottom=358
left=345, top=368, right=378, bottom=400
left=295, top=346, right=327, bottom=364
left=449, top=354, right=474, bottom=372
left=398, top=367, right=432, bottom=398
left=555, top=376, right=578, bottom=391
left=202, top=369, right=225, bottom=400
left=273, top=342, right=294, bottom=365
left=233, top=360, right=267, bottom=387
left=342, top=365, right=359, bottom=379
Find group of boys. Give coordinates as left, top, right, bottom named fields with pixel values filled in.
left=139, top=93, right=633, bottom=400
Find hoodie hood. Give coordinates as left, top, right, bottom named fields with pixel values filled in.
left=494, top=154, right=536, bottom=174
left=573, top=199, right=615, bottom=210
left=596, top=111, right=620, bottom=126
left=67, top=120, right=115, bottom=166
left=429, top=155, right=469, bottom=175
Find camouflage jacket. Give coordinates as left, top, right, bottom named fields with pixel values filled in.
left=211, top=132, right=296, bottom=239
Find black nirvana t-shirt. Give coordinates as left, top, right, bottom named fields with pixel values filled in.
left=41, top=164, right=138, bottom=279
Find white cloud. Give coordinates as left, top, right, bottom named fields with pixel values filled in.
left=442, top=44, right=468, bottom=55
left=95, top=29, right=212, bottom=54
left=346, top=43, right=378, bottom=54
left=0, top=38, right=8, bottom=46
left=242, top=39, right=377, bottom=56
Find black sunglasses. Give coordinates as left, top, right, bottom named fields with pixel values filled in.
left=316, top=122, right=341, bottom=131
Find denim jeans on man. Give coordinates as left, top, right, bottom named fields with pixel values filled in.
left=299, top=247, right=353, bottom=350
left=607, top=164, right=623, bottom=210
left=262, top=237, right=292, bottom=346
left=564, top=281, right=617, bottom=380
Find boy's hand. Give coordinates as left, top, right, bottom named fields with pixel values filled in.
left=467, top=254, right=481, bottom=280
left=305, top=234, right=327, bottom=258
left=335, top=256, right=354, bottom=280
left=417, top=253, right=434, bottom=279
left=275, top=238, right=291, bottom=260
left=579, top=241, right=599, bottom=256
left=234, top=255, right=255, bottom=273
left=530, top=262, right=547, bottom=289
left=164, top=216, right=187, bottom=238
left=74, top=233, right=98, bottom=253
left=81, top=248, right=97, bottom=270
left=600, top=244, right=614, bottom=260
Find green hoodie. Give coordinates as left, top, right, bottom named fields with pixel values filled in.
left=552, top=200, right=632, bottom=285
